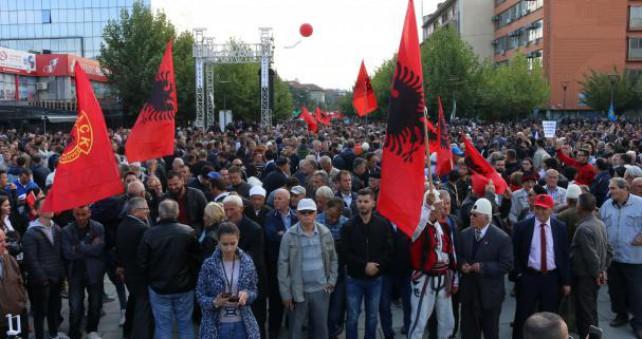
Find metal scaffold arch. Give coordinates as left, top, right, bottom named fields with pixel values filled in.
left=192, top=27, right=275, bottom=128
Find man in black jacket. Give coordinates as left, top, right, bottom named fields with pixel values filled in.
left=137, top=199, right=200, bottom=339
left=22, top=197, right=67, bottom=339
left=224, top=194, right=268, bottom=338
left=165, top=170, right=207, bottom=232
left=61, top=206, right=106, bottom=339
left=341, top=188, right=393, bottom=339
left=263, top=157, right=290, bottom=195
left=116, top=197, right=154, bottom=339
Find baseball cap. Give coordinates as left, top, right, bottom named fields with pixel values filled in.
left=471, top=198, right=493, bottom=217
left=534, top=194, right=554, bottom=209
left=565, top=184, right=581, bottom=200
left=249, top=186, right=266, bottom=197
left=290, top=185, right=306, bottom=196
left=207, top=171, right=221, bottom=181
left=297, top=198, right=317, bottom=212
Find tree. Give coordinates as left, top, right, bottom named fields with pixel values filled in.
left=173, top=31, right=195, bottom=126
left=421, top=26, right=481, bottom=118
left=368, top=57, right=396, bottom=119
left=478, top=54, right=549, bottom=120
left=580, top=68, right=641, bottom=114
left=99, top=2, right=176, bottom=125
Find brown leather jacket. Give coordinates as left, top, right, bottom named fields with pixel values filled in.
left=0, top=253, right=27, bottom=317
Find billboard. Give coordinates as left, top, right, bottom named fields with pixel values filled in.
left=0, top=47, right=36, bottom=75
left=36, top=54, right=108, bottom=82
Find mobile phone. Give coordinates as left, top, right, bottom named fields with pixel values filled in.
left=588, top=325, right=603, bottom=339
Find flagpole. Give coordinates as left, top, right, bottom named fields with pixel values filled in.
left=423, top=106, right=434, bottom=190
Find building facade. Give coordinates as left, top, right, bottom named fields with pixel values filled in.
left=423, top=0, right=496, bottom=61
left=0, top=0, right=150, bottom=58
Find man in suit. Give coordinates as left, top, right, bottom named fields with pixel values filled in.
left=457, top=198, right=514, bottom=339
left=512, top=194, right=571, bottom=339
left=116, top=197, right=154, bottom=339
left=334, top=170, right=357, bottom=217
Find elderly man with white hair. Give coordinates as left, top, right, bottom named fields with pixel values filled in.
left=457, top=198, right=513, bottom=339
left=544, top=169, right=567, bottom=207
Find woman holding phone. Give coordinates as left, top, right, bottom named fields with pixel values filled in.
left=197, top=222, right=260, bottom=339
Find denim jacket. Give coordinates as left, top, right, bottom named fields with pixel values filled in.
left=277, top=222, right=338, bottom=302
left=599, top=194, right=642, bottom=264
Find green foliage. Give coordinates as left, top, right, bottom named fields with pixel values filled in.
left=173, top=31, right=195, bottom=125
left=580, top=69, right=641, bottom=114
left=478, top=54, right=550, bottom=120
left=99, top=1, right=176, bottom=125
left=368, top=57, right=396, bottom=119
left=421, top=26, right=481, bottom=118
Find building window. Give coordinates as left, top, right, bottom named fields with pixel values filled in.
left=41, top=9, right=51, bottom=24
left=629, top=38, right=642, bottom=60
left=494, top=36, right=508, bottom=55
left=527, top=50, right=543, bottom=70
left=630, top=6, right=642, bottom=30
left=528, top=20, right=543, bottom=43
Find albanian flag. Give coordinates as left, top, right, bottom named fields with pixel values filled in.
left=42, top=64, right=123, bottom=212
left=126, top=40, right=177, bottom=162
left=300, top=106, right=318, bottom=133
left=315, top=107, right=331, bottom=126
left=435, top=97, right=452, bottom=176
left=377, top=0, right=426, bottom=238
left=352, top=60, right=378, bottom=117
left=462, top=135, right=508, bottom=194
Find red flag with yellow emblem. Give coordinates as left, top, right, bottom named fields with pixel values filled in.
left=42, top=64, right=124, bottom=212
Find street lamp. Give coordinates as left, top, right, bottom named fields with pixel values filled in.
left=216, top=79, right=231, bottom=110
left=561, top=81, right=569, bottom=109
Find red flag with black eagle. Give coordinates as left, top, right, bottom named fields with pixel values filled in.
left=435, top=96, right=452, bottom=176
left=462, top=135, right=508, bottom=194
left=126, top=40, right=177, bottom=162
left=42, top=64, right=124, bottom=212
left=315, top=107, right=331, bottom=126
left=300, top=106, right=318, bottom=133
left=377, top=0, right=426, bottom=238
left=352, top=60, right=378, bottom=117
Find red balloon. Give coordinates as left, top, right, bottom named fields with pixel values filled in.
left=300, top=23, right=313, bottom=37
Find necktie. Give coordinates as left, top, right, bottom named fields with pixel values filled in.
left=540, top=223, right=547, bottom=272
left=475, top=229, right=481, bottom=242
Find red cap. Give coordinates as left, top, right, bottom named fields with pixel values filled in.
left=534, top=194, right=554, bottom=209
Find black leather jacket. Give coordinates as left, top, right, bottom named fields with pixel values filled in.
left=137, top=219, right=200, bottom=294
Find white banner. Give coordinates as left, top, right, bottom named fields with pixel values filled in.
left=0, top=47, right=36, bottom=74
left=542, top=120, right=557, bottom=138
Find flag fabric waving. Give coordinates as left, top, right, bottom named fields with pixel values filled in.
left=435, top=97, right=452, bottom=176
left=607, top=102, right=617, bottom=122
left=315, top=107, right=331, bottom=126
left=462, top=135, right=508, bottom=194
left=126, top=40, right=177, bottom=162
left=42, top=64, right=124, bottom=212
left=300, top=106, right=318, bottom=133
left=352, top=60, right=378, bottom=117
left=377, top=0, right=426, bottom=238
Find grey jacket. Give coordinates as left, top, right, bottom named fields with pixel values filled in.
left=570, top=213, right=612, bottom=278
left=277, top=222, right=338, bottom=303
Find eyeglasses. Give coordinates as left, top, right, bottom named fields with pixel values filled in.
left=298, top=210, right=315, bottom=215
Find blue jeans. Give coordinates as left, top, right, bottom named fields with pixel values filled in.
left=328, top=266, right=347, bottom=337
left=345, top=275, right=382, bottom=339
left=148, top=288, right=195, bottom=339
left=219, top=321, right=247, bottom=339
left=379, top=273, right=411, bottom=337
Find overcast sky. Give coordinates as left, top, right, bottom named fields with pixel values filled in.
left=152, top=0, right=440, bottom=90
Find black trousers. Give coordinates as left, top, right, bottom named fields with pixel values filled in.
left=253, top=296, right=267, bottom=339
left=267, top=260, right=283, bottom=338
left=28, top=281, right=62, bottom=339
left=607, top=262, right=642, bottom=331
left=68, top=279, right=102, bottom=339
left=512, top=270, right=561, bottom=339
left=573, top=275, right=598, bottom=339
left=123, top=281, right=154, bottom=339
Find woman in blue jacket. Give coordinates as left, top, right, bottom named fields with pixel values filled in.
left=196, top=222, right=260, bottom=339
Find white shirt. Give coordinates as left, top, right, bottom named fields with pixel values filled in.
left=476, top=223, right=491, bottom=240
left=341, top=191, right=352, bottom=207
left=528, top=218, right=557, bottom=271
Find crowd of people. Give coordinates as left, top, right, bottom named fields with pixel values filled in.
left=0, top=117, right=641, bottom=339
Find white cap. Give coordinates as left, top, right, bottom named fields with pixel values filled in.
left=249, top=186, right=266, bottom=197
left=423, top=189, right=442, bottom=206
left=290, top=185, right=307, bottom=196
left=361, top=142, right=370, bottom=152
left=247, top=176, right=263, bottom=187
left=565, top=184, right=582, bottom=200
left=471, top=198, right=493, bottom=217
left=297, top=198, right=317, bottom=212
